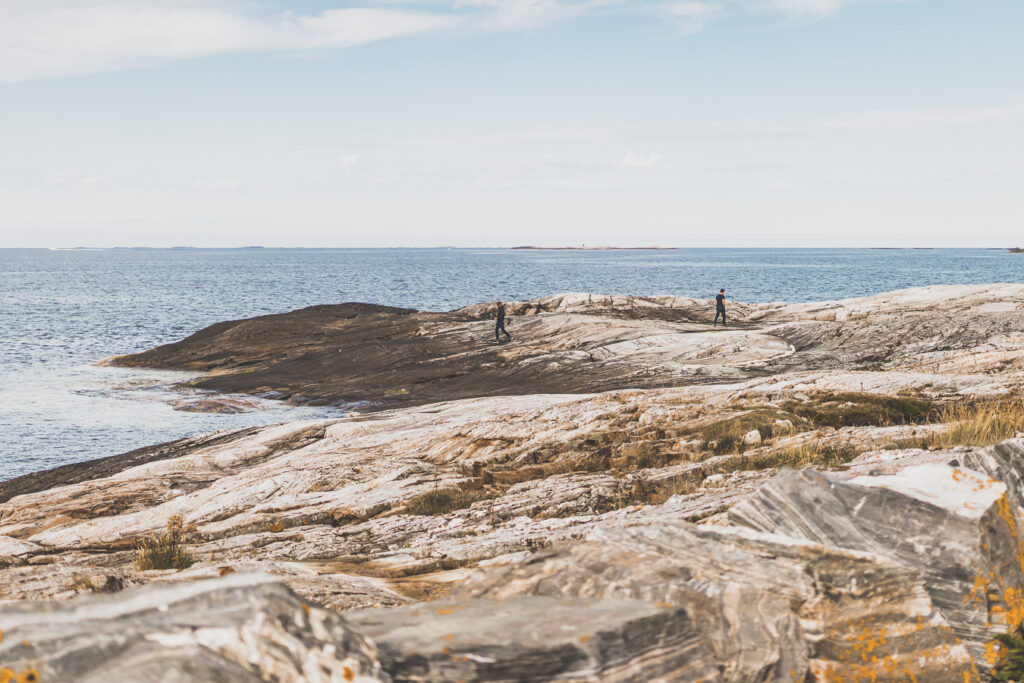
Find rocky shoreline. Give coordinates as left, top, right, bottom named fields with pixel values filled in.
left=6, top=284, right=1024, bottom=680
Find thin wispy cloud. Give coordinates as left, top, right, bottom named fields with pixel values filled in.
left=621, top=152, right=671, bottom=169
left=825, top=101, right=1024, bottom=131
left=193, top=177, right=243, bottom=190
left=0, top=0, right=927, bottom=83
left=0, top=1, right=457, bottom=83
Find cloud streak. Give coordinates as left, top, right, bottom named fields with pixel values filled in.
left=0, top=1, right=457, bottom=83
left=0, top=0, right=928, bottom=83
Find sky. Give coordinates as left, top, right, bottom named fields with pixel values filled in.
left=0, top=0, right=1022, bottom=247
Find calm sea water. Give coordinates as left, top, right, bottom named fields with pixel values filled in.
left=2, top=247, right=1022, bottom=480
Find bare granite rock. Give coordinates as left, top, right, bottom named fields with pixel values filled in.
left=348, top=595, right=721, bottom=682
left=730, top=463, right=1024, bottom=671
left=0, top=573, right=386, bottom=682
left=8, top=285, right=1024, bottom=678
left=456, top=521, right=975, bottom=681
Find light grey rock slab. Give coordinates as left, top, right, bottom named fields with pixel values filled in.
left=0, top=573, right=386, bottom=682
left=455, top=520, right=976, bottom=681
left=348, top=595, right=721, bottom=682
left=729, top=463, right=1024, bottom=671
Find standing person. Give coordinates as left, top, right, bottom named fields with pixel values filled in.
left=495, top=301, right=513, bottom=342
left=714, top=289, right=727, bottom=327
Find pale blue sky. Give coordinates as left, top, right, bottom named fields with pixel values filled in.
left=1, top=0, right=1022, bottom=247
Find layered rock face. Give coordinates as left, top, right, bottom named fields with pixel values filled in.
left=0, top=573, right=385, bottom=682
left=6, top=284, right=1024, bottom=679
left=101, top=284, right=1024, bottom=410
left=730, top=462, right=1024, bottom=670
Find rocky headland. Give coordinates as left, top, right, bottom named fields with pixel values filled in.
left=6, top=284, right=1024, bottom=680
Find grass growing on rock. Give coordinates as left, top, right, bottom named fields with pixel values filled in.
left=903, top=396, right=1024, bottom=449
left=782, top=392, right=934, bottom=429
left=405, top=485, right=492, bottom=515
left=604, top=442, right=860, bottom=510
left=694, top=409, right=801, bottom=455
left=134, top=515, right=195, bottom=571
left=991, top=621, right=1024, bottom=681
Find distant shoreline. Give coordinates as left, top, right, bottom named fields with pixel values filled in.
left=510, top=246, right=677, bottom=251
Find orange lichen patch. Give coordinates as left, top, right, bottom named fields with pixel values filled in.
left=578, top=635, right=592, bottom=643
left=989, top=586, right=1024, bottom=629
left=0, top=668, right=14, bottom=683
left=300, top=603, right=311, bottom=616
left=654, top=601, right=673, bottom=609
left=267, top=520, right=285, bottom=533
left=434, top=605, right=467, bottom=616
left=342, top=665, right=355, bottom=682
left=984, top=639, right=1005, bottom=667
left=15, top=669, right=38, bottom=683
left=995, top=494, right=1024, bottom=570
left=812, top=639, right=978, bottom=683
left=442, top=633, right=455, bottom=642
left=964, top=572, right=995, bottom=607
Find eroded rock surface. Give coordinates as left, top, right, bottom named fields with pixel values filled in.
left=457, top=521, right=975, bottom=681
left=0, top=573, right=386, bottom=682
left=349, top=596, right=720, bottom=682
left=103, top=285, right=1024, bottom=410
left=8, top=285, right=1024, bottom=679
left=730, top=462, right=1024, bottom=671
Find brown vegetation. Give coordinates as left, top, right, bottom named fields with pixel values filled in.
left=405, top=485, right=493, bottom=516
left=134, top=515, right=195, bottom=571
left=898, top=395, right=1024, bottom=449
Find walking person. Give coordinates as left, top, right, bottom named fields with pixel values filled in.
left=495, top=301, right=513, bottom=342
left=713, top=289, right=727, bottom=327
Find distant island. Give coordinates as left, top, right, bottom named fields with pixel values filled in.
left=1010, top=247, right=1023, bottom=253
left=511, top=245, right=676, bottom=251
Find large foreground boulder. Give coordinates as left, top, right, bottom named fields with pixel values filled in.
left=730, top=463, right=1024, bottom=672
left=0, top=573, right=385, bottom=682
left=456, top=521, right=975, bottom=682
left=348, top=595, right=720, bottom=682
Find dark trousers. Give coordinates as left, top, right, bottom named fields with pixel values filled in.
left=496, top=320, right=512, bottom=341
left=714, top=308, right=726, bottom=326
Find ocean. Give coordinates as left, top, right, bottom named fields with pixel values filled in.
left=2, top=247, right=1021, bottom=480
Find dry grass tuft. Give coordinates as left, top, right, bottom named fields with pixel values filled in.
left=405, top=485, right=492, bottom=516
left=689, top=408, right=802, bottom=455
left=733, top=443, right=859, bottom=471
left=913, top=396, right=1024, bottom=449
left=782, top=392, right=933, bottom=429
left=134, top=515, right=195, bottom=571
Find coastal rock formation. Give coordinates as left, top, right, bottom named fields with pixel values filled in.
left=349, top=596, right=722, bottom=682
left=0, top=573, right=385, bottom=682
left=101, top=285, right=1024, bottom=412
left=730, top=462, right=1024, bottom=670
left=457, top=522, right=975, bottom=681
left=8, top=284, right=1024, bottom=678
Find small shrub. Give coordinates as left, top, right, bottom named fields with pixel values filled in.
left=991, top=621, right=1024, bottom=681
left=405, top=486, right=491, bottom=516
left=69, top=575, right=96, bottom=592
left=693, top=409, right=801, bottom=454
left=732, top=443, right=859, bottom=471
left=134, top=515, right=195, bottom=571
left=784, top=392, right=933, bottom=429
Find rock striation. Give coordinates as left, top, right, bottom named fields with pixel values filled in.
left=0, top=573, right=385, bottom=682
left=8, top=284, right=1024, bottom=679
left=101, top=284, right=1024, bottom=410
